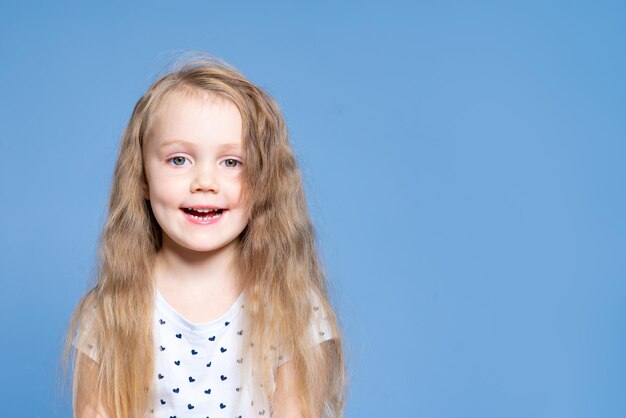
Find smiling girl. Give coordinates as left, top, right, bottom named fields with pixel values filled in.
left=64, top=56, right=346, bottom=418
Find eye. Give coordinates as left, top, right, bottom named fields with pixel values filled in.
left=223, top=158, right=242, bottom=168
left=168, top=156, right=189, bottom=166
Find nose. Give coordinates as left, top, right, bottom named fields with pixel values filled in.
left=190, top=164, right=220, bottom=193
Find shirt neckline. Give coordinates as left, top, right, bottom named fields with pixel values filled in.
left=155, top=287, right=246, bottom=335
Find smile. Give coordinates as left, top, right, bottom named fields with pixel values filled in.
left=181, top=208, right=224, bottom=224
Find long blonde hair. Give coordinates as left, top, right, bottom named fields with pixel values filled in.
left=63, top=56, right=347, bottom=417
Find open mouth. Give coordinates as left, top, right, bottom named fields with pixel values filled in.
left=182, top=207, right=224, bottom=221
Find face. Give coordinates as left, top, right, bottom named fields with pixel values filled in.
left=143, top=90, right=250, bottom=255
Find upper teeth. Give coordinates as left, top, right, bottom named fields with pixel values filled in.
left=191, top=208, right=217, bottom=213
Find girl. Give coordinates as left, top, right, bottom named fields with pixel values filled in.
left=64, top=56, right=346, bottom=418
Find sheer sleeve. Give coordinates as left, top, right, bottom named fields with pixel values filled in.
left=71, top=308, right=99, bottom=362
left=276, top=293, right=334, bottom=367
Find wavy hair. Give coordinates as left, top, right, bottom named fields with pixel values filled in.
left=63, top=55, right=347, bottom=418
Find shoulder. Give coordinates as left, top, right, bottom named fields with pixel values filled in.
left=72, top=304, right=99, bottom=362
left=275, top=291, right=336, bottom=368
left=308, top=291, right=335, bottom=344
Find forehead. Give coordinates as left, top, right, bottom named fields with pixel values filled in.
left=146, top=88, right=243, bottom=148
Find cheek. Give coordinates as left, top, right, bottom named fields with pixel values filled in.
left=227, top=181, right=245, bottom=206
left=147, top=173, right=181, bottom=200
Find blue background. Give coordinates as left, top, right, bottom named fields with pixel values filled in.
left=1, top=1, right=625, bottom=417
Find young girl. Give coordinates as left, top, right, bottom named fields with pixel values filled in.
left=64, top=56, right=346, bottom=418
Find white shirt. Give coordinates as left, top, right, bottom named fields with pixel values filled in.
left=74, top=288, right=333, bottom=418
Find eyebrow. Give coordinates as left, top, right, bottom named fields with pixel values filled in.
left=158, top=139, right=242, bottom=151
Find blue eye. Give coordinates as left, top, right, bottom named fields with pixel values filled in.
left=169, top=156, right=188, bottom=166
left=223, top=159, right=241, bottom=168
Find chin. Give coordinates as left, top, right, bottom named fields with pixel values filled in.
left=184, top=240, right=240, bottom=254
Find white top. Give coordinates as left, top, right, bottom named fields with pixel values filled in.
left=73, top=288, right=334, bottom=418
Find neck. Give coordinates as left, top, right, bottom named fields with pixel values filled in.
left=153, top=235, right=243, bottom=298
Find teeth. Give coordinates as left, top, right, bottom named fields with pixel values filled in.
left=190, top=211, right=222, bottom=220
left=190, top=208, right=217, bottom=213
